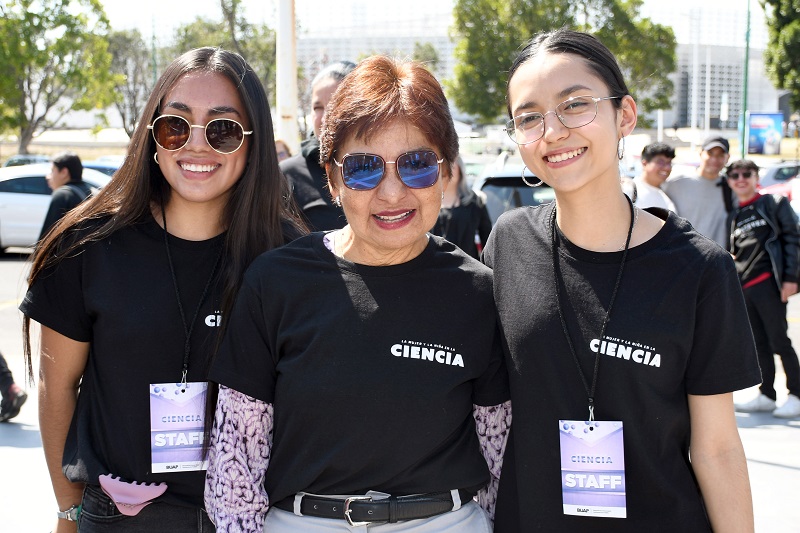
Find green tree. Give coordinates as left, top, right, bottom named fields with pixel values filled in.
left=413, top=42, right=441, bottom=74
left=108, top=29, right=153, bottom=138
left=0, top=0, right=116, bottom=153
left=166, top=0, right=277, bottom=104
left=449, top=0, right=675, bottom=124
left=761, top=0, right=800, bottom=111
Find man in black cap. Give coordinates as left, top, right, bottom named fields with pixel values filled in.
left=663, top=136, right=731, bottom=246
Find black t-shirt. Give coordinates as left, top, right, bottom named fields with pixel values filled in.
left=21, top=215, right=225, bottom=509
left=39, top=181, right=93, bottom=240
left=731, top=197, right=773, bottom=284
left=483, top=204, right=760, bottom=532
left=280, top=137, right=345, bottom=231
left=210, top=233, right=509, bottom=503
left=432, top=191, right=492, bottom=260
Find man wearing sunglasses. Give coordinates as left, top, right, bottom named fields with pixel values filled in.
left=280, top=60, right=355, bottom=231
left=663, top=136, right=731, bottom=246
left=726, top=160, right=800, bottom=419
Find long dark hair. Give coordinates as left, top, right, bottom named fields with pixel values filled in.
left=22, top=47, right=306, bottom=380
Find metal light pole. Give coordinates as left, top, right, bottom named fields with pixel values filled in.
left=740, top=0, right=751, bottom=159
left=690, top=9, right=700, bottom=149
left=276, top=0, right=300, bottom=152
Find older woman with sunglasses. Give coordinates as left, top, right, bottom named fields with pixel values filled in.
left=205, top=56, right=510, bottom=532
left=20, top=48, right=304, bottom=533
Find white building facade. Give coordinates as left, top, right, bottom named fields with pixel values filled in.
left=640, top=2, right=784, bottom=128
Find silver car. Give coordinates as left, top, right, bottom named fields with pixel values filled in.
left=0, top=163, right=111, bottom=251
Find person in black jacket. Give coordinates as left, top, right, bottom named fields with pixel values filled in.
left=433, top=155, right=492, bottom=259
left=727, top=159, right=800, bottom=418
left=280, top=61, right=355, bottom=231
left=39, top=151, right=93, bottom=241
left=0, top=351, right=27, bottom=422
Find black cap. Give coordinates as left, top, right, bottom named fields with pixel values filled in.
left=701, top=136, right=729, bottom=153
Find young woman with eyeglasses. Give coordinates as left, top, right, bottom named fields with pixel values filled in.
left=205, top=55, right=510, bottom=532
left=20, top=48, right=304, bottom=532
left=484, top=29, right=759, bottom=532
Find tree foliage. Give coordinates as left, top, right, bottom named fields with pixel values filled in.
left=166, top=0, right=277, bottom=104
left=449, top=0, right=676, bottom=124
left=0, top=0, right=116, bottom=153
left=761, top=0, right=800, bottom=111
left=107, top=29, right=153, bottom=138
left=413, top=42, right=441, bottom=74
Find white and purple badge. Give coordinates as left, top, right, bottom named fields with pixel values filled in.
left=149, top=382, right=208, bottom=473
left=559, top=419, right=627, bottom=518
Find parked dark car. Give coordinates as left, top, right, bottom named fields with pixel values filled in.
left=82, top=160, right=120, bottom=177
left=2, top=154, right=50, bottom=167
left=473, top=155, right=555, bottom=225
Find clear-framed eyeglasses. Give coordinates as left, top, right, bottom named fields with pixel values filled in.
left=505, top=95, right=621, bottom=146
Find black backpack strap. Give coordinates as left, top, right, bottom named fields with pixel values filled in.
left=65, top=182, right=92, bottom=202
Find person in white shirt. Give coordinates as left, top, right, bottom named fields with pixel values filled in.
left=632, top=143, right=676, bottom=211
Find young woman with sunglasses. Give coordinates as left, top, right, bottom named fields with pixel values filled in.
left=484, top=30, right=759, bottom=532
left=20, top=48, right=304, bottom=532
left=205, top=56, right=510, bottom=532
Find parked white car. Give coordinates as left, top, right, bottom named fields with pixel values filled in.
left=0, top=163, right=111, bottom=251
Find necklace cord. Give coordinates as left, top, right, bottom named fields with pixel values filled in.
left=550, top=195, right=635, bottom=417
left=160, top=201, right=223, bottom=390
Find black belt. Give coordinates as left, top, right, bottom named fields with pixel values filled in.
left=272, top=489, right=474, bottom=526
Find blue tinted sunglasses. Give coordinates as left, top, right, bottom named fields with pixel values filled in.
left=333, top=150, right=444, bottom=190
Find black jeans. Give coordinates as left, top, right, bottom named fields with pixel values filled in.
left=0, top=352, right=14, bottom=394
left=743, top=280, right=800, bottom=400
left=78, top=484, right=215, bottom=532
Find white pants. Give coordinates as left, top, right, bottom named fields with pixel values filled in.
left=263, top=500, right=492, bottom=532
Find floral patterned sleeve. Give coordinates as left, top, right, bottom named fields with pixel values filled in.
left=473, top=400, right=512, bottom=520
left=205, top=385, right=273, bottom=533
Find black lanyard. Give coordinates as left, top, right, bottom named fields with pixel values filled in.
left=550, top=195, right=634, bottom=420
left=161, top=206, right=223, bottom=391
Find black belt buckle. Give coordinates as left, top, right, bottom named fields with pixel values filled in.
left=343, top=495, right=373, bottom=526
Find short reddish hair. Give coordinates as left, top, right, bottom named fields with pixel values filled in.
left=319, top=56, right=459, bottom=179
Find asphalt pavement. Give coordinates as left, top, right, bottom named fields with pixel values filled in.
left=0, top=250, right=798, bottom=532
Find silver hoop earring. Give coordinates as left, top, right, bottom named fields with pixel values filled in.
left=332, top=196, right=342, bottom=207
left=617, top=136, right=625, bottom=161
left=521, top=166, right=544, bottom=188
left=153, top=152, right=159, bottom=164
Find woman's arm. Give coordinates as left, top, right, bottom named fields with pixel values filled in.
left=39, top=326, right=89, bottom=533
left=205, top=385, right=273, bottom=533
left=774, top=197, right=800, bottom=301
left=477, top=202, right=493, bottom=252
left=473, top=400, right=511, bottom=520
left=688, top=393, right=754, bottom=533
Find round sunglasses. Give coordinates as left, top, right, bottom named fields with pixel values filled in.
left=147, top=114, right=253, bottom=154
left=333, top=150, right=444, bottom=191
